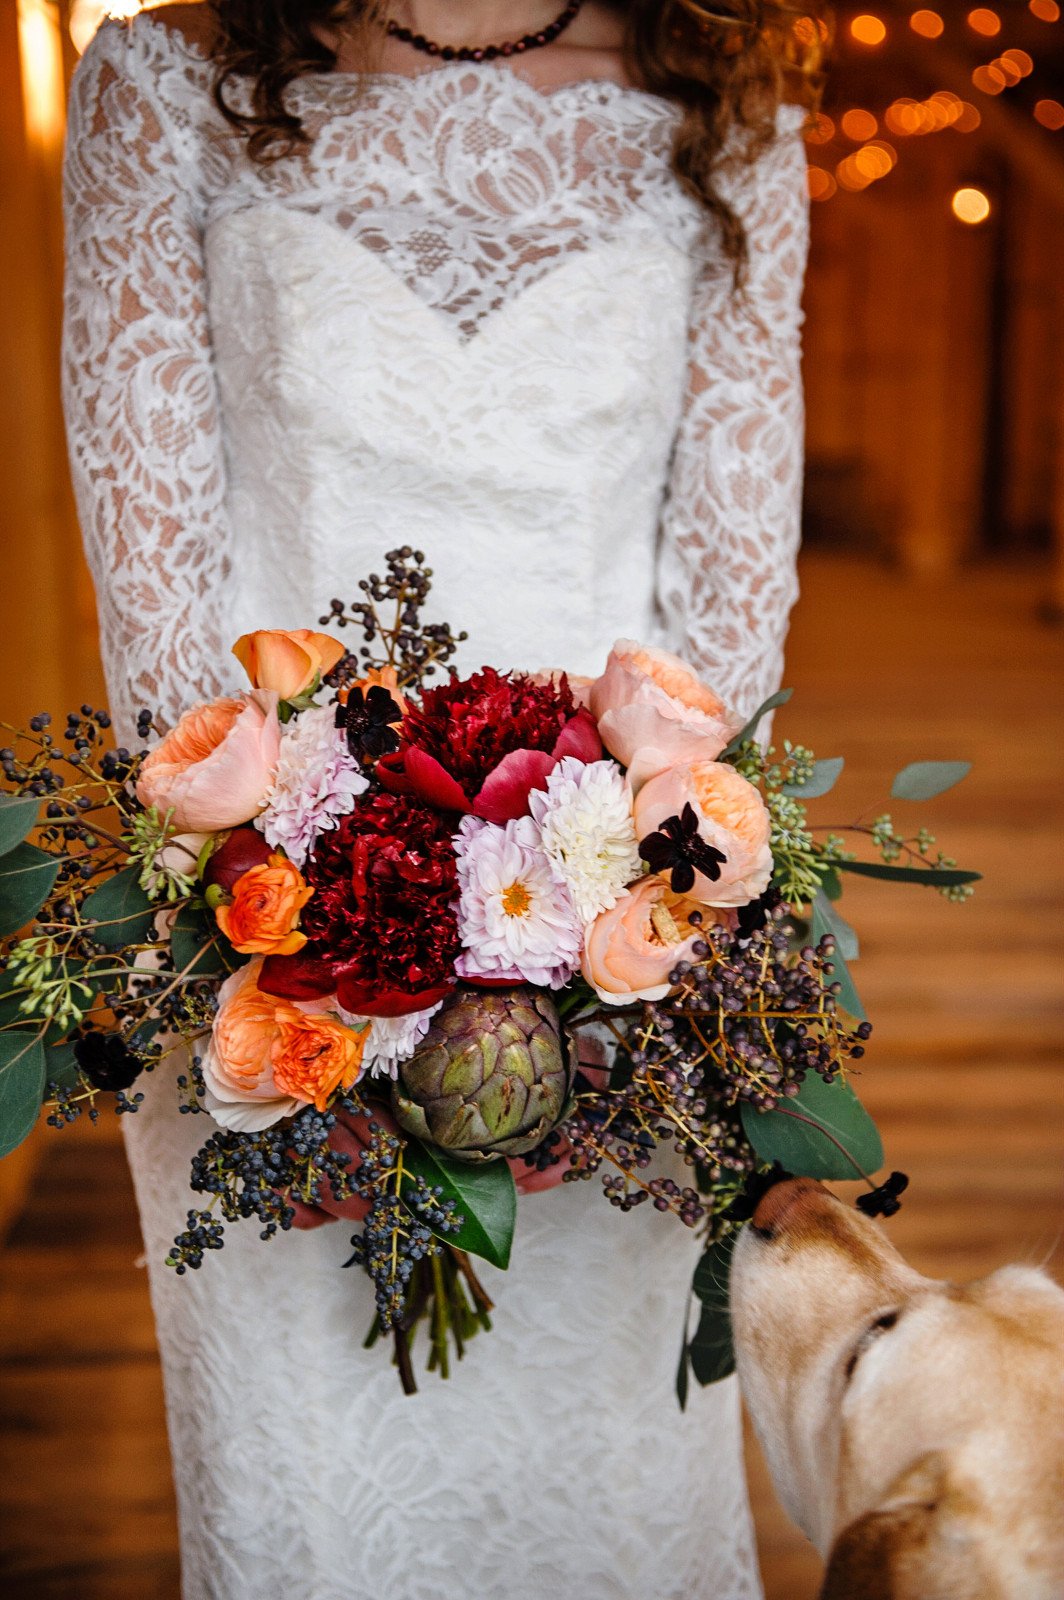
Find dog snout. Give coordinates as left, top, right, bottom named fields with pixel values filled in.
left=752, top=1176, right=830, bottom=1238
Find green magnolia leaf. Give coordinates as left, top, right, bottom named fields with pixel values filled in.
left=0, top=844, right=60, bottom=938
left=721, top=689, right=794, bottom=758
left=781, top=757, right=845, bottom=799
left=401, top=1140, right=517, bottom=1271
left=819, top=865, right=844, bottom=902
left=688, top=1233, right=737, bottom=1387
left=0, top=793, right=42, bottom=857
left=41, top=1040, right=83, bottom=1093
left=171, top=906, right=244, bottom=980
left=0, top=1031, right=47, bottom=1158
left=82, top=866, right=156, bottom=950
left=835, top=859, right=981, bottom=888
left=676, top=1324, right=691, bottom=1411
left=891, top=760, right=972, bottom=802
left=741, top=1072, right=884, bottom=1182
left=811, top=893, right=865, bottom=1021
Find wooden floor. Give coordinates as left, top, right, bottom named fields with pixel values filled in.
left=1, top=552, right=1062, bottom=1599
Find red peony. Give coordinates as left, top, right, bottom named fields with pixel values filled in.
left=259, top=792, right=460, bottom=1017
left=378, top=668, right=601, bottom=824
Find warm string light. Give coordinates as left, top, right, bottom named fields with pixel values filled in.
left=1034, top=97, right=1064, bottom=128
left=17, top=0, right=65, bottom=153
left=951, top=185, right=992, bottom=222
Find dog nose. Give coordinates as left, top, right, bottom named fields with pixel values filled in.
left=751, top=1176, right=826, bottom=1237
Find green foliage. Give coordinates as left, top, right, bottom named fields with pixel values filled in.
left=891, top=760, right=972, bottom=802
left=0, top=793, right=42, bottom=857
left=171, top=907, right=244, bottom=981
left=125, top=807, right=198, bottom=902
left=82, top=866, right=156, bottom=949
left=401, top=1139, right=517, bottom=1271
left=741, top=1071, right=883, bottom=1181
left=811, top=893, right=865, bottom=1020
left=720, top=689, right=793, bottom=759
left=677, top=1233, right=738, bottom=1403
left=0, top=1030, right=47, bottom=1158
left=781, top=756, right=845, bottom=799
left=0, top=844, right=60, bottom=938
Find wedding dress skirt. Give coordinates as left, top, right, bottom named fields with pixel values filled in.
left=63, top=16, right=810, bottom=1597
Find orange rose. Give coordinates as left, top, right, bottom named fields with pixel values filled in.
left=271, top=1006, right=368, bottom=1112
left=633, top=760, right=772, bottom=907
left=136, top=691, right=280, bottom=832
left=582, top=875, right=727, bottom=1004
left=233, top=629, right=345, bottom=701
left=215, top=853, right=314, bottom=956
left=201, top=959, right=303, bottom=1132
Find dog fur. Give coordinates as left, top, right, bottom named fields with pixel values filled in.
left=730, top=1178, right=1064, bottom=1599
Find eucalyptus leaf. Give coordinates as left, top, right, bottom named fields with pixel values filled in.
left=0, top=1031, right=47, bottom=1158
left=82, top=866, right=156, bottom=950
left=811, top=894, right=865, bottom=1021
left=819, top=865, right=844, bottom=903
left=721, top=689, right=793, bottom=758
left=0, top=793, right=42, bottom=857
left=741, top=1072, right=883, bottom=1182
left=676, top=1324, right=691, bottom=1412
left=891, top=760, right=972, bottom=802
left=835, top=859, right=981, bottom=888
left=0, top=844, right=60, bottom=938
left=781, top=757, right=845, bottom=799
left=41, top=1040, right=84, bottom=1093
left=171, top=906, right=244, bottom=980
left=401, top=1140, right=517, bottom=1271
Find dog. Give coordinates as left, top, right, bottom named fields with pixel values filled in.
left=729, top=1177, right=1064, bottom=1599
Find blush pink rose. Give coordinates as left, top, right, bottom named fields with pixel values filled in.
left=589, top=641, right=742, bottom=792
left=136, top=690, right=281, bottom=833
left=582, top=875, right=729, bottom=1004
left=633, top=760, right=773, bottom=908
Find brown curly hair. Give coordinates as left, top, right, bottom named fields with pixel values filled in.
left=207, top=1, right=829, bottom=271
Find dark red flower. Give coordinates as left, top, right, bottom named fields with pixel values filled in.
left=379, top=668, right=601, bottom=824
left=262, top=792, right=460, bottom=1017
left=202, top=827, right=273, bottom=894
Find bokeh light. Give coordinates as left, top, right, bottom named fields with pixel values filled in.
left=967, top=7, right=1001, bottom=34
left=1034, top=98, right=1064, bottom=130
left=910, top=9, right=945, bottom=37
left=805, top=112, right=836, bottom=144
left=951, top=186, right=992, bottom=223
left=1029, top=0, right=1060, bottom=20
left=806, top=166, right=837, bottom=201
left=954, top=102, right=983, bottom=132
left=972, top=63, right=1006, bottom=94
left=850, top=14, right=887, bottom=45
left=1001, top=49, right=1035, bottom=77
left=69, top=0, right=142, bottom=54
left=853, top=141, right=897, bottom=180
left=841, top=108, right=879, bottom=141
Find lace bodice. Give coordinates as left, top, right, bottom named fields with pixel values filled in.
left=61, top=16, right=809, bottom=1600
left=63, top=13, right=808, bottom=742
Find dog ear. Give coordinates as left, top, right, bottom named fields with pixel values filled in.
left=819, top=1454, right=993, bottom=1600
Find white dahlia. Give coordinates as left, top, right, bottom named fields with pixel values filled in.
left=338, top=1002, right=444, bottom=1080
left=256, top=704, right=367, bottom=867
left=529, top=757, right=643, bottom=924
left=453, top=815, right=582, bottom=990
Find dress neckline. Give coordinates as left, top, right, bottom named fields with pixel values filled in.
left=129, top=8, right=683, bottom=123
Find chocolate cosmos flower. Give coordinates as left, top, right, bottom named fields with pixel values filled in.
left=638, top=803, right=726, bottom=895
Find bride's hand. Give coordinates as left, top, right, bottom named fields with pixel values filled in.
left=289, top=1104, right=574, bottom=1227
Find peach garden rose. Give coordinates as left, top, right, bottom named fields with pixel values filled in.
left=232, top=628, right=345, bottom=701
left=633, top=760, right=772, bottom=908
left=582, top=875, right=717, bottom=1004
left=589, top=640, right=742, bottom=792
left=136, top=691, right=281, bottom=833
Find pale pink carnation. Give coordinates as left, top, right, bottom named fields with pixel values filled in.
left=256, top=704, right=367, bottom=867
left=453, top=815, right=582, bottom=990
left=338, top=1001, right=443, bottom=1080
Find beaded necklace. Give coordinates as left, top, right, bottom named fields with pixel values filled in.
left=386, top=1, right=585, bottom=63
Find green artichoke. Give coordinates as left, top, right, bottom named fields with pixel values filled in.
left=392, top=987, right=576, bottom=1163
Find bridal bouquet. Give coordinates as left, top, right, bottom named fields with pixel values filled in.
left=0, top=550, right=979, bottom=1398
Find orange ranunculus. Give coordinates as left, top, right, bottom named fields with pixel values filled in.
left=582, top=875, right=728, bottom=1004
left=136, top=691, right=280, bottom=833
left=215, top=853, right=314, bottom=956
left=271, top=1006, right=368, bottom=1112
left=338, top=664, right=408, bottom=718
left=633, top=760, right=772, bottom=908
left=232, top=629, right=345, bottom=701
left=589, top=640, right=742, bottom=792
left=201, top=959, right=302, bottom=1132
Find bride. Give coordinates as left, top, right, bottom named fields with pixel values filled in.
left=62, top=2, right=814, bottom=1595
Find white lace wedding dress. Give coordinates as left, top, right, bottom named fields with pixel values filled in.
left=62, top=15, right=808, bottom=1599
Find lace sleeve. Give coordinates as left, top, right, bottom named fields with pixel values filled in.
left=62, top=21, right=232, bottom=743
left=656, top=110, right=809, bottom=717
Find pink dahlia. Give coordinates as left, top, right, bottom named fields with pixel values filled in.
left=453, top=815, right=583, bottom=990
